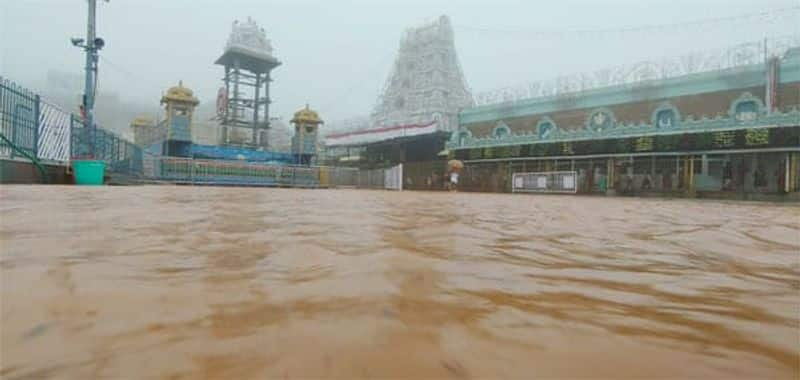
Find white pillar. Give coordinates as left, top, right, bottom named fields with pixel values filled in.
left=702, top=154, right=709, bottom=175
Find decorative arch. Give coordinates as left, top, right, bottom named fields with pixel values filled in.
left=492, top=121, right=511, bottom=138
left=536, top=116, right=557, bottom=139
left=585, top=108, right=616, bottom=132
left=651, top=102, right=681, bottom=129
left=728, top=92, right=765, bottom=122
left=451, top=129, right=472, bottom=145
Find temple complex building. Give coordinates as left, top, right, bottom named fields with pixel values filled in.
left=324, top=15, right=473, bottom=166
left=444, top=45, right=800, bottom=198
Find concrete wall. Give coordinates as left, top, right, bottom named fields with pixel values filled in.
left=0, top=159, right=70, bottom=184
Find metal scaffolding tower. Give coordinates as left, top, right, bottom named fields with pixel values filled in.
left=215, top=18, right=281, bottom=149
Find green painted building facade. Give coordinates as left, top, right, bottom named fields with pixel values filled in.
left=446, top=48, right=800, bottom=198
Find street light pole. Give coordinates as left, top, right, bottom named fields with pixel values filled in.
left=83, top=0, right=98, bottom=157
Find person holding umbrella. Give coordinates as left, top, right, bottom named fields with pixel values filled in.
left=448, top=160, right=463, bottom=192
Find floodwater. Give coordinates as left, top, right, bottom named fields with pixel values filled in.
left=1, top=186, right=799, bottom=379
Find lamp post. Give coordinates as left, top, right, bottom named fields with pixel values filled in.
left=71, top=0, right=106, bottom=157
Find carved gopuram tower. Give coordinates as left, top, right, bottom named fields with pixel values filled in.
left=371, top=15, right=474, bottom=132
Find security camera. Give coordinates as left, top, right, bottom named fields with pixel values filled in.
left=71, top=38, right=85, bottom=47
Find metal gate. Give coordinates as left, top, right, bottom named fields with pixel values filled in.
left=37, top=101, right=71, bottom=161
left=356, top=164, right=403, bottom=190
left=384, top=164, right=403, bottom=191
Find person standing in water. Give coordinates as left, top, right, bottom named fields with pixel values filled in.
left=449, top=170, right=459, bottom=192
left=447, top=160, right=463, bottom=192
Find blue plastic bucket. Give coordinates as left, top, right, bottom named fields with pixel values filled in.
left=72, top=160, right=106, bottom=185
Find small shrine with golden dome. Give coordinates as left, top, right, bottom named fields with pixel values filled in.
left=161, top=81, right=199, bottom=156
left=290, top=104, right=323, bottom=165
left=130, top=115, right=158, bottom=147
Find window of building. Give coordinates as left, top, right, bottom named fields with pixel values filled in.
left=656, top=109, right=676, bottom=128
left=458, top=131, right=471, bottom=145
left=492, top=122, right=511, bottom=138
left=735, top=101, right=758, bottom=121
left=538, top=122, right=554, bottom=139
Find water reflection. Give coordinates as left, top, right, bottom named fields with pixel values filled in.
left=1, top=186, right=798, bottom=378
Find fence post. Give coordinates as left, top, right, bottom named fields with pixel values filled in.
left=9, top=105, right=16, bottom=160
left=69, top=116, right=74, bottom=159
left=399, top=164, right=403, bottom=191
left=33, top=94, right=40, bottom=159
left=113, top=137, right=119, bottom=166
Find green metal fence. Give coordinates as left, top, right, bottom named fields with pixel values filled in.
left=1, top=76, right=142, bottom=175
left=0, top=77, right=40, bottom=159
left=71, top=115, right=142, bottom=175
left=149, top=157, right=323, bottom=187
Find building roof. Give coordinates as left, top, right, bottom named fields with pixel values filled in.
left=325, top=121, right=441, bottom=147
left=214, top=47, right=281, bottom=74
left=130, top=115, right=154, bottom=128
left=291, top=104, right=323, bottom=125
left=214, top=17, right=280, bottom=74
left=161, top=81, right=199, bottom=106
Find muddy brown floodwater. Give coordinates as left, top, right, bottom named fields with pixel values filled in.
left=1, top=185, right=799, bottom=379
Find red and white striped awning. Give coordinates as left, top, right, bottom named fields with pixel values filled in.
left=325, top=121, right=438, bottom=147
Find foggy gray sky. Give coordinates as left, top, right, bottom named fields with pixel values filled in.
left=2, top=0, right=798, bottom=124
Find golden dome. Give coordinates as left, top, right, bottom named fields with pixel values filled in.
left=291, top=104, right=323, bottom=125
left=130, top=115, right=154, bottom=128
left=161, top=80, right=199, bottom=105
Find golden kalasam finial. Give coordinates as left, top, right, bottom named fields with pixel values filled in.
left=291, top=104, right=323, bottom=125
left=161, top=81, right=199, bottom=106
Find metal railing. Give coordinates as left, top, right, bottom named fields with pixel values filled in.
left=1, top=76, right=142, bottom=175
left=357, top=168, right=386, bottom=189
left=329, top=167, right=359, bottom=188
left=71, top=116, right=142, bottom=175
left=145, top=157, right=321, bottom=187
left=385, top=164, right=403, bottom=190
left=401, top=160, right=448, bottom=190
left=357, top=164, right=403, bottom=190
left=473, top=35, right=800, bottom=107
left=1, top=77, right=39, bottom=159
left=141, top=155, right=369, bottom=188
left=38, top=101, right=71, bottom=161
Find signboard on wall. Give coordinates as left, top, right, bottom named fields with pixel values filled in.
left=562, top=175, right=575, bottom=189
left=216, top=87, right=228, bottom=118
left=512, top=171, right=577, bottom=194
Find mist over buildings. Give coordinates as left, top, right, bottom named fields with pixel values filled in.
left=2, top=0, right=797, bottom=139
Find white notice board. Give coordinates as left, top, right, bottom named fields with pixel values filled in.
left=562, top=175, right=575, bottom=189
